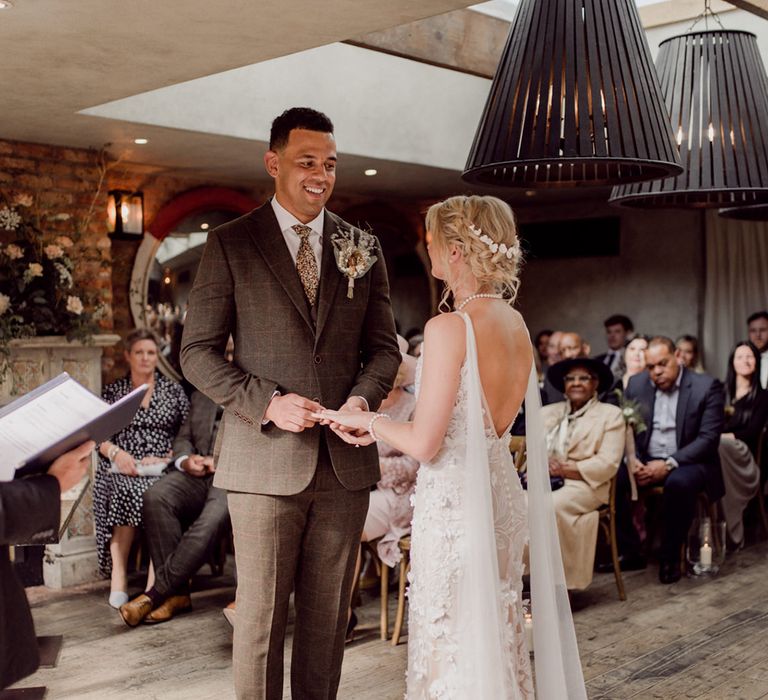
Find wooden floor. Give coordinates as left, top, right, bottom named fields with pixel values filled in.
left=10, top=541, right=768, bottom=699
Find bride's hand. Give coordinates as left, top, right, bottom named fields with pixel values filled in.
left=313, top=409, right=372, bottom=433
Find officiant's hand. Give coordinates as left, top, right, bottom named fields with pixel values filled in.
left=265, top=393, right=324, bottom=432
left=48, top=440, right=94, bottom=492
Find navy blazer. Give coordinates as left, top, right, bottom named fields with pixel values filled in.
left=625, top=367, right=725, bottom=501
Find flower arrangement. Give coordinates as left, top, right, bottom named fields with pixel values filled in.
left=612, top=389, right=647, bottom=434
left=0, top=192, right=107, bottom=371
left=330, top=224, right=378, bottom=299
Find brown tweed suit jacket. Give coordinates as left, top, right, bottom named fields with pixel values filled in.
left=180, top=202, right=400, bottom=496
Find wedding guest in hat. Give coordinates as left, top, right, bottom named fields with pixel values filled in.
left=542, top=358, right=625, bottom=590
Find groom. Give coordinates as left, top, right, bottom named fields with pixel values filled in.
left=180, top=107, right=400, bottom=699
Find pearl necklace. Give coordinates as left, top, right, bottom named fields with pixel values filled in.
left=455, top=293, right=504, bottom=311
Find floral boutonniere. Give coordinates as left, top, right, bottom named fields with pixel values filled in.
left=613, top=389, right=647, bottom=434
left=330, top=224, right=378, bottom=299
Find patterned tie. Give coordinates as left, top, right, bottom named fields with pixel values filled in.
left=292, top=224, right=319, bottom=305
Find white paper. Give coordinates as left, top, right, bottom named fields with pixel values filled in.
left=0, top=378, right=107, bottom=480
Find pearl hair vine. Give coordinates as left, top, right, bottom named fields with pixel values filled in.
left=467, top=222, right=519, bottom=260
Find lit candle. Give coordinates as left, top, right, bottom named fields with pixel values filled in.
left=700, top=542, right=712, bottom=567
left=524, top=612, right=534, bottom=652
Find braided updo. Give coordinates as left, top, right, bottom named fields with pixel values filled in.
left=425, top=195, right=523, bottom=309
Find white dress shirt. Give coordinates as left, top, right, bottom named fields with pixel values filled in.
left=270, top=196, right=324, bottom=272
left=761, top=349, right=768, bottom=389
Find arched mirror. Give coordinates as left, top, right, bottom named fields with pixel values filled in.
left=130, top=187, right=259, bottom=381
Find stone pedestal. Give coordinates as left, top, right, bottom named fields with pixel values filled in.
left=2, top=334, right=120, bottom=588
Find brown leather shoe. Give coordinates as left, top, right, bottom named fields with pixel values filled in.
left=143, top=594, right=192, bottom=624
left=119, top=594, right=153, bottom=627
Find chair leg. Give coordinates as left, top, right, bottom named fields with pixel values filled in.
left=380, top=563, right=389, bottom=641
left=391, top=556, right=409, bottom=646
left=608, top=513, right=626, bottom=601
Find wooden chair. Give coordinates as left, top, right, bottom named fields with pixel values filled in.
left=358, top=540, right=391, bottom=641
left=509, top=435, right=527, bottom=474
left=390, top=535, right=411, bottom=646
left=597, top=476, right=626, bottom=601
left=750, top=424, right=768, bottom=538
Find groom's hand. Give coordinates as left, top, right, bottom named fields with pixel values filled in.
left=264, top=393, right=324, bottom=433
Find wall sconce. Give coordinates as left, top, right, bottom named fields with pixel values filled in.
left=107, top=190, right=144, bottom=239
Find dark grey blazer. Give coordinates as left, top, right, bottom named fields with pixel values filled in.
left=181, top=203, right=400, bottom=496
left=0, top=475, right=60, bottom=689
left=173, top=390, right=219, bottom=459
left=625, top=367, right=726, bottom=501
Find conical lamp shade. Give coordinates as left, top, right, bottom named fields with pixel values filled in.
left=462, top=0, right=682, bottom=188
left=719, top=204, right=768, bottom=220
left=610, top=30, right=768, bottom=208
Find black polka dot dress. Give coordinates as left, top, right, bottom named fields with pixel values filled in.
left=93, top=371, right=189, bottom=576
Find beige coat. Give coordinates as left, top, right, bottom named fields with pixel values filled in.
left=542, top=400, right=625, bottom=590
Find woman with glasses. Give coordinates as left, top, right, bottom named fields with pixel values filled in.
left=541, top=358, right=625, bottom=590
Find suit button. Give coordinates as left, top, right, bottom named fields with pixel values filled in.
left=314, top=355, right=322, bottom=364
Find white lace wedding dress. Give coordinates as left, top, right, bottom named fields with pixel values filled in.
left=405, top=312, right=586, bottom=700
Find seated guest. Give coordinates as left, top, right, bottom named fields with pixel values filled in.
left=543, top=331, right=589, bottom=404
left=118, top=341, right=235, bottom=627
left=747, top=311, right=768, bottom=388
left=719, top=341, right=768, bottom=549
left=613, top=337, right=725, bottom=584
left=676, top=335, right=705, bottom=373
left=534, top=328, right=554, bottom=379
left=95, top=329, right=189, bottom=608
left=596, top=314, right=635, bottom=378
left=1, top=442, right=93, bottom=690
left=347, top=336, right=417, bottom=640
left=543, top=359, right=625, bottom=590
left=609, top=335, right=649, bottom=394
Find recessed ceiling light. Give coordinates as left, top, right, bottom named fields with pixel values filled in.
left=200, top=223, right=209, bottom=230
left=134, top=138, right=148, bottom=145
left=0, top=1, right=14, bottom=9
left=364, top=169, right=378, bottom=176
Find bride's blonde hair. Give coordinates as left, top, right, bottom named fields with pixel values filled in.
left=426, top=195, right=523, bottom=310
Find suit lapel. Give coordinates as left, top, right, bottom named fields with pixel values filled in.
left=246, top=204, right=314, bottom=332
left=675, top=368, right=692, bottom=447
left=315, top=211, right=342, bottom=343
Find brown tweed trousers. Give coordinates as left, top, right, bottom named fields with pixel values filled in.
left=180, top=202, right=400, bottom=699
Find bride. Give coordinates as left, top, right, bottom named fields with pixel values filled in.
left=317, top=195, right=585, bottom=699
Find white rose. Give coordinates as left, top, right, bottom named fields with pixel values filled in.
left=44, top=244, right=64, bottom=259
left=66, top=295, right=84, bottom=315
left=5, top=244, right=23, bottom=260
left=27, top=262, right=43, bottom=278
left=0, top=293, right=10, bottom=315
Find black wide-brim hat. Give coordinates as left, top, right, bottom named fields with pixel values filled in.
left=547, top=357, right=615, bottom=394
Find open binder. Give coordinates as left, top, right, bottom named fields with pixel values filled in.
left=0, top=372, right=148, bottom=480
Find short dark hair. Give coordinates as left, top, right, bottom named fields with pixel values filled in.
left=125, top=327, right=159, bottom=352
left=604, top=314, right=634, bottom=332
left=747, top=310, right=768, bottom=325
left=648, top=335, right=676, bottom=354
left=535, top=329, right=554, bottom=345
left=269, top=107, right=334, bottom=151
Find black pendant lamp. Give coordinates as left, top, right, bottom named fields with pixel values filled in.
left=719, top=204, right=768, bottom=221
left=462, top=0, right=682, bottom=188
left=610, top=29, right=768, bottom=208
